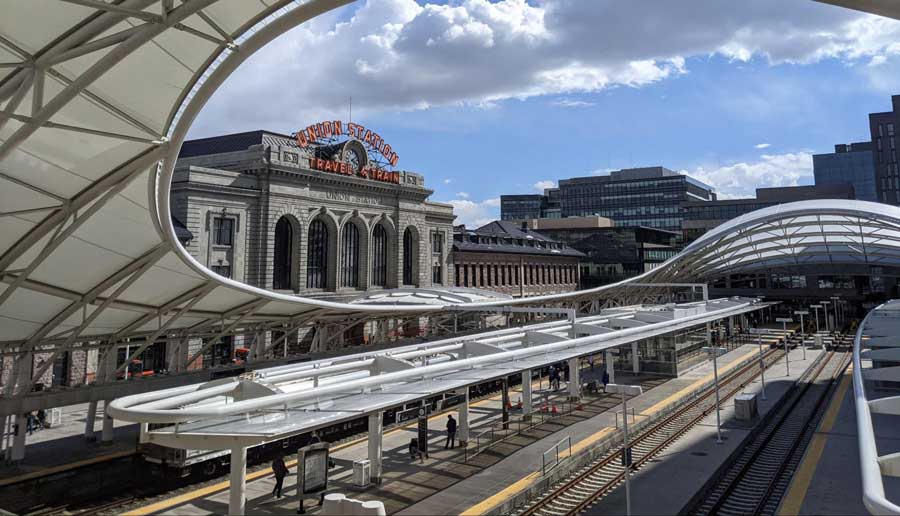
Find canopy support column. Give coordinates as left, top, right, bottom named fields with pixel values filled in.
left=368, top=412, right=383, bottom=484
left=457, top=389, right=470, bottom=445
left=522, top=369, right=532, bottom=417
left=101, top=400, right=114, bottom=444
left=631, top=342, right=639, bottom=374
left=229, top=446, right=247, bottom=515
left=11, top=413, right=26, bottom=461
left=606, top=351, right=616, bottom=384
left=84, top=400, right=97, bottom=440
left=568, top=357, right=580, bottom=399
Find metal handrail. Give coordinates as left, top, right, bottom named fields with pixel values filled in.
left=854, top=303, right=900, bottom=515
left=542, top=436, right=572, bottom=475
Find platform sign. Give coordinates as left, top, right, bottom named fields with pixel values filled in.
left=396, top=406, right=420, bottom=424
left=776, top=318, right=793, bottom=323
left=794, top=311, right=809, bottom=315
left=440, top=393, right=466, bottom=410
left=297, top=442, right=329, bottom=494
left=417, top=404, right=429, bottom=457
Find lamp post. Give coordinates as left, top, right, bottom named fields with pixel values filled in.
left=605, top=383, right=643, bottom=516
left=756, top=331, right=767, bottom=400
left=702, top=346, right=727, bottom=444
left=794, top=310, right=809, bottom=361
left=810, top=304, right=822, bottom=334
left=821, top=300, right=832, bottom=332
left=776, top=317, right=793, bottom=376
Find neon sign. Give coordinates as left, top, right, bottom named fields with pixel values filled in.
left=308, top=157, right=400, bottom=184
left=295, top=120, right=399, bottom=167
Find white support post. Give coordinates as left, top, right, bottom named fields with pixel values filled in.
left=457, top=389, right=470, bottom=444
left=11, top=413, right=26, bottom=462
left=101, top=399, right=114, bottom=444
left=522, top=369, right=533, bottom=415
left=368, top=412, right=383, bottom=484
left=84, top=400, right=97, bottom=439
left=605, top=351, right=616, bottom=384
left=568, top=357, right=580, bottom=398
left=631, top=342, right=639, bottom=374
left=229, top=446, right=247, bottom=515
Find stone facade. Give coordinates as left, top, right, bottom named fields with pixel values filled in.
left=170, top=131, right=456, bottom=301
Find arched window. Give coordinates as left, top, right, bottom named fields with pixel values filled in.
left=307, top=219, right=328, bottom=289
left=372, top=224, right=388, bottom=287
left=403, top=227, right=415, bottom=285
left=341, top=223, right=360, bottom=288
left=273, top=217, right=293, bottom=290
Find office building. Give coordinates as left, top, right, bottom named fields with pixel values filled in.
left=813, top=142, right=877, bottom=202
left=501, top=187, right=561, bottom=220
left=869, top=95, right=900, bottom=205
left=683, top=184, right=855, bottom=244
left=519, top=216, right=678, bottom=288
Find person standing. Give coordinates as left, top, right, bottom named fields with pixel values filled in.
left=445, top=415, right=458, bottom=449
left=602, top=370, right=610, bottom=389
left=272, top=453, right=288, bottom=498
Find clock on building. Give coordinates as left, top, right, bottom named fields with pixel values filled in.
left=341, top=140, right=368, bottom=174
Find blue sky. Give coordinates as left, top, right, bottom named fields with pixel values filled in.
left=191, top=0, right=900, bottom=226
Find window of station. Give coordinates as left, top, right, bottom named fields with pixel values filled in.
left=341, top=223, right=360, bottom=288
left=372, top=224, right=388, bottom=287
left=817, top=275, right=854, bottom=289
left=307, top=219, right=329, bottom=289
left=211, top=264, right=231, bottom=278
left=770, top=273, right=807, bottom=289
left=213, top=217, right=234, bottom=247
left=403, top=228, right=415, bottom=285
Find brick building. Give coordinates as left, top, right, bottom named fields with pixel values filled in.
left=452, top=221, right=583, bottom=297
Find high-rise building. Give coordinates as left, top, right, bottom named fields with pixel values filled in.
left=869, top=95, right=900, bottom=205
left=500, top=167, right=715, bottom=240
left=813, top=142, right=877, bottom=202
left=500, top=188, right=560, bottom=220
left=557, top=167, right=715, bottom=234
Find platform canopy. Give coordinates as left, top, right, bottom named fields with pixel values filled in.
left=109, top=296, right=763, bottom=448
left=2, top=0, right=900, bottom=352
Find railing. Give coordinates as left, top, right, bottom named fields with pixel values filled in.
left=853, top=302, right=900, bottom=515
left=465, top=398, right=577, bottom=461
left=542, top=436, right=572, bottom=475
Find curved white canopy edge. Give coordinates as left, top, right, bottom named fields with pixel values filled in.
left=2, top=0, right=899, bottom=351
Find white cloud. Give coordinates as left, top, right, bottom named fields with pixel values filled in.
left=444, top=197, right=501, bottom=227
left=192, top=0, right=900, bottom=134
left=685, top=152, right=813, bottom=199
left=443, top=178, right=452, bottom=184
left=551, top=98, right=596, bottom=108
left=755, top=143, right=771, bottom=149
left=456, top=191, right=470, bottom=198
left=534, top=179, right=557, bottom=191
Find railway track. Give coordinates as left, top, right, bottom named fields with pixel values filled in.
left=517, top=343, right=786, bottom=516
left=689, top=344, right=851, bottom=516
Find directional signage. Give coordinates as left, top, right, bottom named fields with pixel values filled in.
left=776, top=318, right=793, bottom=323
left=440, top=394, right=466, bottom=410
left=810, top=304, right=823, bottom=308
left=794, top=311, right=809, bottom=315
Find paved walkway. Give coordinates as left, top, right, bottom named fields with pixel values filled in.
left=128, top=343, right=776, bottom=515
left=0, top=402, right=138, bottom=485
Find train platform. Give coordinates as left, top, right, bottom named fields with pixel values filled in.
left=775, top=364, right=896, bottom=516
left=583, top=346, right=826, bottom=515
left=0, top=402, right=138, bottom=486
left=126, top=342, right=772, bottom=515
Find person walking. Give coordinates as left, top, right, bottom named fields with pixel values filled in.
left=272, top=453, right=288, bottom=498
left=445, top=415, right=458, bottom=449
left=602, top=370, right=610, bottom=389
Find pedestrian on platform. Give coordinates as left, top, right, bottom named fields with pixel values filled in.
left=272, top=453, right=288, bottom=498
left=602, top=370, right=610, bottom=389
left=550, top=367, right=560, bottom=391
left=445, top=415, right=458, bottom=449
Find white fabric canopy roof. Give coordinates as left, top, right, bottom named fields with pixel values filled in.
left=2, top=0, right=899, bottom=351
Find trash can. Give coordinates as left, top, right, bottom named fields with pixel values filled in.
left=734, top=393, right=758, bottom=421
left=352, top=459, right=371, bottom=487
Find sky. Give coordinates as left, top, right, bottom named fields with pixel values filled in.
left=189, top=0, right=900, bottom=227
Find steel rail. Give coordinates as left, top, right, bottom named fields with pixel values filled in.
left=519, top=343, right=786, bottom=516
